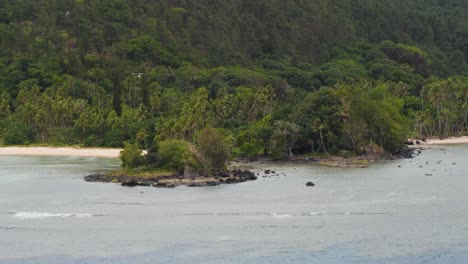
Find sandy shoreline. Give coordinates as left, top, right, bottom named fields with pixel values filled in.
left=423, top=136, right=468, bottom=145
left=0, top=136, right=466, bottom=158
left=0, top=147, right=122, bottom=157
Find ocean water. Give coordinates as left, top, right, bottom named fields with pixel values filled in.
left=1, top=145, right=467, bottom=263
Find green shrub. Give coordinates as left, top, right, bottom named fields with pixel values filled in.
left=120, top=142, right=143, bottom=169
left=237, top=129, right=264, bottom=159
left=157, top=140, right=188, bottom=173
left=83, top=135, right=101, bottom=147
left=4, top=122, right=34, bottom=145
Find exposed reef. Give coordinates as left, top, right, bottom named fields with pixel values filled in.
left=85, top=169, right=257, bottom=188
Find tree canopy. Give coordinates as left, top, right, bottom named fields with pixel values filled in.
left=0, top=0, right=467, bottom=169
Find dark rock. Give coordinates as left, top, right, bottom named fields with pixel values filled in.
left=306, top=182, right=315, bottom=187
left=392, top=147, right=414, bottom=159
left=153, top=182, right=167, bottom=188
left=264, top=170, right=271, bottom=174
left=224, top=178, right=235, bottom=184
left=121, top=180, right=139, bottom=187
left=86, top=169, right=257, bottom=188
left=84, top=174, right=109, bottom=182
left=206, top=181, right=220, bottom=186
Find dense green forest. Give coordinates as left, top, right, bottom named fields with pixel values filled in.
left=0, top=0, right=467, bottom=167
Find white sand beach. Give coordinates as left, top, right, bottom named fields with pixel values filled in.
left=0, top=147, right=122, bottom=157
left=0, top=137, right=467, bottom=157
left=423, top=136, right=468, bottom=145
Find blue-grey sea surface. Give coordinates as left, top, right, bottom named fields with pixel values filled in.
left=1, top=145, right=467, bottom=263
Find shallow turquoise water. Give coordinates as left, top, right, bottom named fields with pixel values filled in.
left=1, top=145, right=467, bottom=263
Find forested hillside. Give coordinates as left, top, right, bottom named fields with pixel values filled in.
left=0, top=0, right=467, bottom=161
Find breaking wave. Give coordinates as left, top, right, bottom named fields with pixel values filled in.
left=8, top=211, right=98, bottom=219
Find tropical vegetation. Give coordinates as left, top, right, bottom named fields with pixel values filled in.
left=0, top=0, right=466, bottom=172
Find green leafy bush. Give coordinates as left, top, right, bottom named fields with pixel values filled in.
left=120, top=142, right=143, bottom=169
left=83, top=135, right=101, bottom=147
left=157, top=140, right=188, bottom=173
left=4, top=122, right=34, bottom=145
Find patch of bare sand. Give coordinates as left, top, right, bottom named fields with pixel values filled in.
left=0, top=147, right=121, bottom=157
left=424, top=136, right=468, bottom=145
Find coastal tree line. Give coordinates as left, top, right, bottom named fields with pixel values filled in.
left=0, top=0, right=467, bottom=172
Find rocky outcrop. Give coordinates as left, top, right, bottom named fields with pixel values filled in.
left=121, top=180, right=139, bottom=187
left=84, top=173, right=111, bottom=182
left=391, top=146, right=416, bottom=159
left=84, top=169, right=257, bottom=188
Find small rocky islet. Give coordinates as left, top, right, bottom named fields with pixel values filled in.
left=85, top=169, right=257, bottom=188
left=85, top=146, right=420, bottom=188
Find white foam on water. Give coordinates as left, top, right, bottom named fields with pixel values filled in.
left=309, top=212, right=327, bottom=215
left=9, top=212, right=94, bottom=219
left=271, top=213, right=293, bottom=218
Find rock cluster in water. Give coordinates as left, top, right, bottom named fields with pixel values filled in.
left=391, top=146, right=416, bottom=159
left=84, top=169, right=257, bottom=188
